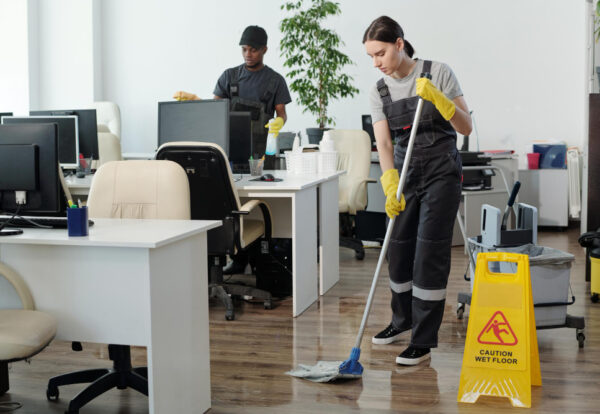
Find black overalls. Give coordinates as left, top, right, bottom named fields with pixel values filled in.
left=378, top=60, right=462, bottom=348
left=228, top=65, right=279, bottom=167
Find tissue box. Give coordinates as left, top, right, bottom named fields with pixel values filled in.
left=533, top=144, right=567, bottom=169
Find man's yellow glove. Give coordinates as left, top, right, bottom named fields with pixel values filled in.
left=264, top=117, right=284, bottom=137
left=173, top=91, right=200, bottom=101
left=415, top=78, right=455, bottom=121
left=380, top=168, right=406, bottom=219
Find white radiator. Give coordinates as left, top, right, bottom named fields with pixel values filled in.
left=567, top=148, right=581, bottom=219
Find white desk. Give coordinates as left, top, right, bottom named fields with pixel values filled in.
left=65, top=174, right=93, bottom=197
left=236, top=170, right=343, bottom=317
left=65, top=170, right=343, bottom=317
left=0, top=218, right=220, bottom=414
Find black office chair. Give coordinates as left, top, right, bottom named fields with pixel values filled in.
left=156, top=141, right=274, bottom=320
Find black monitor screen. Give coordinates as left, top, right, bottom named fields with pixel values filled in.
left=31, top=109, right=98, bottom=160
left=0, top=112, right=13, bottom=122
left=2, top=116, right=79, bottom=168
left=158, top=100, right=229, bottom=154
left=362, top=114, right=375, bottom=146
left=0, top=124, right=61, bottom=214
left=229, top=111, right=252, bottom=165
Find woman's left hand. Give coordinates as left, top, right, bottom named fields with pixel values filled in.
left=416, top=78, right=455, bottom=121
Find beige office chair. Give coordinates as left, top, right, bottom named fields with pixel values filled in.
left=156, top=142, right=275, bottom=320
left=97, top=127, right=123, bottom=166
left=91, top=101, right=121, bottom=140
left=0, top=262, right=57, bottom=396
left=329, top=129, right=375, bottom=260
left=46, top=160, right=190, bottom=413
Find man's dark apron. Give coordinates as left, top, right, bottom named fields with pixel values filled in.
left=228, top=65, right=278, bottom=167
left=378, top=60, right=462, bottom=348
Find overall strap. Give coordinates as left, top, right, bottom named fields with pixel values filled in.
left=260, top=70, right=279, bottom=105
left=376, top=78, right=392, bottom=105
left=228, top=65, right=244, bottom=97
left=421, top=60, right=432, bottom=75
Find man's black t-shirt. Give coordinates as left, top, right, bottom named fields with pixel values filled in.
left=213, top=65, right=292, bottom=118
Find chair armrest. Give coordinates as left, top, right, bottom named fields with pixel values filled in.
left=0, top=261, right=34, bottom=310
left=239, top=199, right=273, bottom=240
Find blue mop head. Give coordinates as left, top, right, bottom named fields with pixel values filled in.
left=338, top=347, right=363, bottom=376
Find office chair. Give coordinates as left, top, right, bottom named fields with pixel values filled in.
left=329, top=130, right=375, bottom=260
left=46, top=160, right=190, bottom=414
left=0, top=262, right=57, bottom=396
left=97, top=126, right=123, bottom=166
left=156, top=141, right=274, bottom=320
left=91, top=101, right=121, bottom=140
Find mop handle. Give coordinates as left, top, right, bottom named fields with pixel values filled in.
left=353, top=94, right=426, bottom=349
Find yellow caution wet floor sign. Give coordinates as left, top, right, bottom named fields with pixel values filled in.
left=457, top=252, right=541, bottom=408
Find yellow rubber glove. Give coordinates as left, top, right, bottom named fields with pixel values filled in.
left=415, top=78, right=456, bottom=121
left=380, top=168, right=406, bottom=219
left=264, top=117, right=284, bottom=137
left=173, top=91, right=200, bottom=101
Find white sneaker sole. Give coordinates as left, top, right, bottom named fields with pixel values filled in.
left=395, top=352, right=431, bottom=366
left=372, top=331, right=407, bottom=345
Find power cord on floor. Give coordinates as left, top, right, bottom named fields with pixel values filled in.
left=0, top=402, right=22, bottom=412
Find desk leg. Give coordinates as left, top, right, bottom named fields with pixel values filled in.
left=318, top=178, right=339, bottom=295
left=147, top=234, right=211, bottom=413
left=292, top=188, right=319, bottom=317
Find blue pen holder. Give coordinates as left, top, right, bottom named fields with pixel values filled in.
left=67, top=206, right=89, bottom=237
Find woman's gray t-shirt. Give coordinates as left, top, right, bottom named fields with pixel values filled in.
left=369, top=59, right=463, bottom=124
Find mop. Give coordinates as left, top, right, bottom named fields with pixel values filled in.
left=287, top=77, right=429, bottom=382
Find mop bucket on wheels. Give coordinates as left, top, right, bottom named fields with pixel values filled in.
left=458, top=238, right=586, bottom=347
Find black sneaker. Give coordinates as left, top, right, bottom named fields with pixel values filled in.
left=395, top=346, right=431, bottom=366
left=372, top=323, right=410, bottom=345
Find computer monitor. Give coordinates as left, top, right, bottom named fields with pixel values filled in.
left=229, top=111, right=252, bottom=170
left=31, top=109, right=98, bottom=160
left=2, top=116, right=79, bottom=169
left=0, top=112, right=13, bottom=122
left=158, top=100, right=229, bottom=154
left=0, top=124, right=61, bottom=214
left=362, top=114, right=376, bottom=147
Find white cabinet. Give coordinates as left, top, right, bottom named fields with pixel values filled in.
left=518, top=169, right=569, bottom=227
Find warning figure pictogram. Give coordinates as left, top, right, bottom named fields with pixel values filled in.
left=477, top=311, right=518, bottom=346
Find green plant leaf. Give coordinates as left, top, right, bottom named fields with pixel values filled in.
left=279, top=0, right=358, bottom=128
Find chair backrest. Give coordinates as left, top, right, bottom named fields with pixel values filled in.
left=155, top=142, right=242, bottom=255
left=97, top=131, right=123, bottom=166
left=87, top=160, right=190, bottom=220
left=91, top=101, right=121, bottom=140
left=328, top=129, right=372, bottom=214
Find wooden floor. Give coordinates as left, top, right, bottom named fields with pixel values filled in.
left=2, top=227, right=598, bottom=413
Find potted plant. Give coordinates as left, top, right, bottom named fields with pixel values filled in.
left=280, top=0, right=359, bottom=144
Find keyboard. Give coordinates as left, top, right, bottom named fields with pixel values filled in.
left=0, top=216, right=95, bottom=229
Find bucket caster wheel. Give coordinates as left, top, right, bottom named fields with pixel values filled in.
left=577, top=329, right=585, bottom=348
left=355, top=249, right=365, bottom=260
left=264, top=299, right=273, bottom=310
left=225, top=311, right=235, bottom=321
left=457, top=303, right=465, bottom=320
left=591, top=293, right=599, bottom=303
left=46, top=385, right=59, bottom=401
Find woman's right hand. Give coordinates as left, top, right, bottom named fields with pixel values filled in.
left=173, top=91, right=200, bottom=101
left=380, top=168, right=406, bottom=218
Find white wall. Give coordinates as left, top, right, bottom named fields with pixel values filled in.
left=99, top=0, right=590, bottom=156
left=2, top=0, right=591, bottom=157
left=0, top=0, right=35, bottom=114
left=35, top=0, right=98, bottom=110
